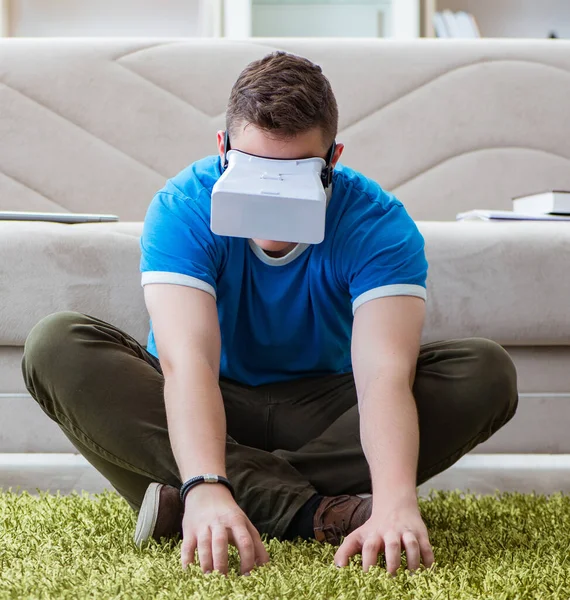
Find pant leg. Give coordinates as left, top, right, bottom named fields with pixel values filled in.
left=413, top=338, right=518, bottom=483
left=21, top=312, right=315, bottom=538
left=273, top=338, right=519, bottom=495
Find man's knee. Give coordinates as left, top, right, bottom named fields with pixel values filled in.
left=22, top=311, right=87, bottom=388
left=465, top=338, right=518, bottom=424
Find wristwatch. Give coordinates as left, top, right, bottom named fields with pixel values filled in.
left=179, top=474, right=235, bottom=503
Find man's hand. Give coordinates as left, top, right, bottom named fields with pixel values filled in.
left=334, top=496, right=434, bottom=575
left=181, top=484, right=270, bottom=575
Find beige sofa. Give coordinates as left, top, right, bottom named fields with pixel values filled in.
left=2, top=38, right=570, bottom=492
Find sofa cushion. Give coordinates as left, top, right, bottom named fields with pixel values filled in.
left=420, top=220, right=570, bottom=345
left=0, top=221, right=147, bottom=345
left=2, top=39, right=570, bottom=222
left=1, top=220, right=569, bottom=347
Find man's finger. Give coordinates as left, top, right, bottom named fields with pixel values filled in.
left=197, top=528, right=214, bottom=574
left=418, top=533, right=435, bottom=568
left=402, top=531, right=421, bottom=572
left=361, top=537, right=383, bottom=572
left=245, top=522, right=270, bottom=567
left=334, top=533, right=362, bottom=567
left=181, top=535, right=197, bottom=570
left=231, top=525, right=256, bottom=575
left=211, top=526, right=229, bottom=575
left=383, top=532, right=401, bottom=576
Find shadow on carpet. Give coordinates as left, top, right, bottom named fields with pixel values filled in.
left=1, top=489, right=570, bottom=599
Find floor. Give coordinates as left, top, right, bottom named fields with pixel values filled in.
left=2, top=453, right=570, bottom=497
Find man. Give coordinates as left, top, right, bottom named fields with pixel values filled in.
left=22, top=51, right=518, bottom=577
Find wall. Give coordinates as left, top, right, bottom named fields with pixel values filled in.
left=439, top=0, right=570, bottom=38
left=10, top=0, right=201, bottom=37
left=8, top=0, right=420, bottom=39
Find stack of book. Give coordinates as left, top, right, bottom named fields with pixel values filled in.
left=456, top=191, right=570, bottom=221
left=433, top=10, right=480, bottom=38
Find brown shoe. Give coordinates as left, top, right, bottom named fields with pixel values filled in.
left=313, top=495, right=372, bottom=545
left=134, top=482, right=183, bottom=547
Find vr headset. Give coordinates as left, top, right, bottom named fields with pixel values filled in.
left=210, top=132, right=336, bottom=244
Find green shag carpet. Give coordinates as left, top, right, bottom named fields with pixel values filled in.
left=1, top=490, right=570, bottom=599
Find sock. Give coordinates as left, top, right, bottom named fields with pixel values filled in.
left=282, top=494, right=323, bottom=541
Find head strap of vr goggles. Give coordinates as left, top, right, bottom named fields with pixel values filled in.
left=223, top=130, right=336, bottom=189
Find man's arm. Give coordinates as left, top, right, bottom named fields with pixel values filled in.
left=144, top=284, right=226, bottom=481
left=144, top=284, right=269, bottom=575
left=334, top=295, right=434, bottom=574
left=353, top=295, right=423, bottom=504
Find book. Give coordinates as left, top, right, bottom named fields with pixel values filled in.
left=512, top=191, right=570, bottom=215
left=456, top=209, right=570, bottom=222
left=434, top=10, right=480, bottom=38
left=441, top=10, right=461, bottom=38
left=433, top=12, right=450, bottom=38
left=455, top=11, right=480, bottom=38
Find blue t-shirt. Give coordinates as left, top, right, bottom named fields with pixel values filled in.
left=140, top=156, right=427, bottom=386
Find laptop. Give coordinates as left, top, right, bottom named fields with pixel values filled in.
left=0, top=211, right=119, bottom=223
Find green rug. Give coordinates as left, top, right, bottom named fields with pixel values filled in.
left=1, top=489, right=570, bottom=599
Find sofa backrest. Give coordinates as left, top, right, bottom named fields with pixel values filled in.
left=2, top=38, right=570, bottom=221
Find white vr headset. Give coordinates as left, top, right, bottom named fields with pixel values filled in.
left=210, top=133, right=336, bottom=244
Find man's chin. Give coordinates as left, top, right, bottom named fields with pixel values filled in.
left=252, top=239, right=294, bottom=252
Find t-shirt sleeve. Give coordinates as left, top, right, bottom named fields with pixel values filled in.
left=140, top=190, right=222, bottom=299
left=340, top=197, right=428, bottom=315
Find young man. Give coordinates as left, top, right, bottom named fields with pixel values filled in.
left=22, top=51, right=518, bottom=577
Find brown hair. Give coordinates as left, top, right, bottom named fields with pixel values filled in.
left=226, top=51, right=338, bottom=148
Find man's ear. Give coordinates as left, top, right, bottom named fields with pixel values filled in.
left=216, top=130, right=226, bottom=161
left=331, top=143, right=344, bottom=168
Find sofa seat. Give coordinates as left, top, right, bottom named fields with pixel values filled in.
left=0, top=220, right=146, bottom=347
left=2, top=219, right=569, bottom=349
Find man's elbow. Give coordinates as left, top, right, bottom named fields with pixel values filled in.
left=359, top=362, right=416, bottom=398
left=159, top=349, right=219, bottom=383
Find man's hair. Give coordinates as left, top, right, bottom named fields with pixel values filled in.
left=226, top=51, right=338, bottom=149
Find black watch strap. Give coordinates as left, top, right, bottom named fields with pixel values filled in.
left=180, top=474, right=234, bottom=504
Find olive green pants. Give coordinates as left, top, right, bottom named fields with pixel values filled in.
left=22, top=311, right=518, bottom=539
